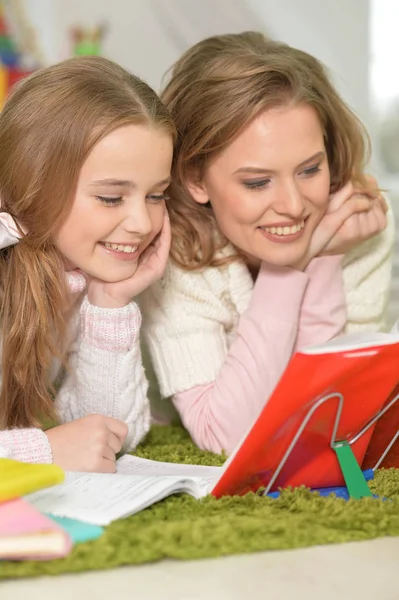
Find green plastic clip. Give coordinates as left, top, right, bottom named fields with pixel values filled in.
left=332, top=441, right=373, bottom=499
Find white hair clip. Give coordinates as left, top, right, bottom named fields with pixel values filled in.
left=0, top=213, right=25, bottom=249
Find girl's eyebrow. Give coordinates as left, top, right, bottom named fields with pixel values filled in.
left=89, top=176, right=172, bottom=187
left=89, top=178, right=134, bottom=188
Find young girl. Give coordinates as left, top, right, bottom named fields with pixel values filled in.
left=141, top=32, right=394, bottom=455
left=0, top=56, right=174, bottom=471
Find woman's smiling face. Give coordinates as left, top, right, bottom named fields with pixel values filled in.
left=187, top=103, right=330, bottom=267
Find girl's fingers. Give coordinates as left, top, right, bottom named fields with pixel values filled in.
left=152, top=210, right=171, bottom=261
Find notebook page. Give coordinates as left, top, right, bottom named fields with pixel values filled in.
left=25, top=472, right=209, bottom=526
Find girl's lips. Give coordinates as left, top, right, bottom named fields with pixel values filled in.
left=98, top=242, right=141, bottom=261
left=101, top=241, right=142, bottom=247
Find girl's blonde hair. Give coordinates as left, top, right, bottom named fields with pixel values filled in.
left=0, top=56, right=175, bottom=429
left=161, top=31, right=372, bottom=270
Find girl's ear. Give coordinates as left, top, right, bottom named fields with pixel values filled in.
left=185, top=169, right=210, bottom=205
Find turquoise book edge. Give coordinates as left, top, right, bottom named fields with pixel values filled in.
left=47, top=515, right=103, bottom=544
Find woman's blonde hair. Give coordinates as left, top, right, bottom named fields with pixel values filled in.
left=162, top=31, right=372, bottom=270
left=0, top=56, right=175, bottom=429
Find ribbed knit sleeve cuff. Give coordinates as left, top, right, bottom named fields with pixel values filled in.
left=0, top=428, right=53, bottom=464
left=80, top=297, right=142, bottom=352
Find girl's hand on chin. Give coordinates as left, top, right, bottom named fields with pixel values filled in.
left=87, top=211, right=171, bottom=308
left=292, top=181, right=387, bottom=271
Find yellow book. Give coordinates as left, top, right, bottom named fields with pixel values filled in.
left=0, top=459, right=64, bottom=502
left=0, top=65, right=7, bottom=109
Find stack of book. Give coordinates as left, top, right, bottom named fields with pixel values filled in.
left=0, top=459, right=103, bottom=561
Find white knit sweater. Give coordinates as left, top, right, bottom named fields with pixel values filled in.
left=141, top=205, right=395, bottom=400
left=0, top=273, right=151, bottom=463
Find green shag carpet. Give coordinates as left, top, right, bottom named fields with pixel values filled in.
left=1, top=424, right=399, bottom=580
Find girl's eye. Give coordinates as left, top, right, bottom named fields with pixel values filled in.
left=301, top=164, right=321, bottom=177
left=96, top=196, right=122, bottom=206
left=243, top=179, right=271, bottom=190
left=147, top=193, right=170, bottom=203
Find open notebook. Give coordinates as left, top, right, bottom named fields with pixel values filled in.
left=26, top=456, right=223, bottom=525
left=26, top=326, right=399, bottom=526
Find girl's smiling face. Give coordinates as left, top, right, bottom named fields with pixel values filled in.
left=53, top=123, right=173, bottom=282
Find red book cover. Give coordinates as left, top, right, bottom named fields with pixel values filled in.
left=211, top=331, right=399, bottom=498
left=363, top=382, right=399, bottom=469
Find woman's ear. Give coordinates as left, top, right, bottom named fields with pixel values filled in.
left=185, top=169, right=210, bottom=205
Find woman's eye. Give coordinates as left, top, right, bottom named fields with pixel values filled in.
left=301, top=164, right=321, bottom=177
left=243, top=179, right=271, bottom=190
left=96, top=196, right=122, bottom=206
left=147, top=193, right=170, bottom=203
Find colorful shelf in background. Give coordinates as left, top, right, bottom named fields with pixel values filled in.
left=0, top=2, right=36, bottom=107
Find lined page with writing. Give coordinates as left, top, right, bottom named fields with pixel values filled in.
left=25, top=467, right=219, bottom=526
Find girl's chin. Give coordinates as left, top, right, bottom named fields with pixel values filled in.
left=88, top=265, right=140, bottom=284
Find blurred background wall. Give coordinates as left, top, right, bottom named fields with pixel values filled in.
left=24, top=0, right=371, bottom=122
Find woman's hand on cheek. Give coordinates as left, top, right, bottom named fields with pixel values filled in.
left=317, top=180, right=387, bottom=256
left=293, top=182, right=387, bottom=270
left=87, top=211, right=171, bottom=308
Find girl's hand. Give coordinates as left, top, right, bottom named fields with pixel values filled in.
left=46, top=415, right=128, bottom=472
left=293, top=181, right=387, bottom=270
left=88, top=211, right=171, bottom=308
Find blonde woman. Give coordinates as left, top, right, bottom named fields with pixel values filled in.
left=142, top=32, right=394, bottom=455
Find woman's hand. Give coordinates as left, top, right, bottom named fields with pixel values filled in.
left=318, top=180, right=387, bottom=256
left=293, top=181, right=387, bottom=270
left=87, top=211, right=171, bottom=308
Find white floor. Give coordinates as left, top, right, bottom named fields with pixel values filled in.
left=2, top=537, right=399, bottom=600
